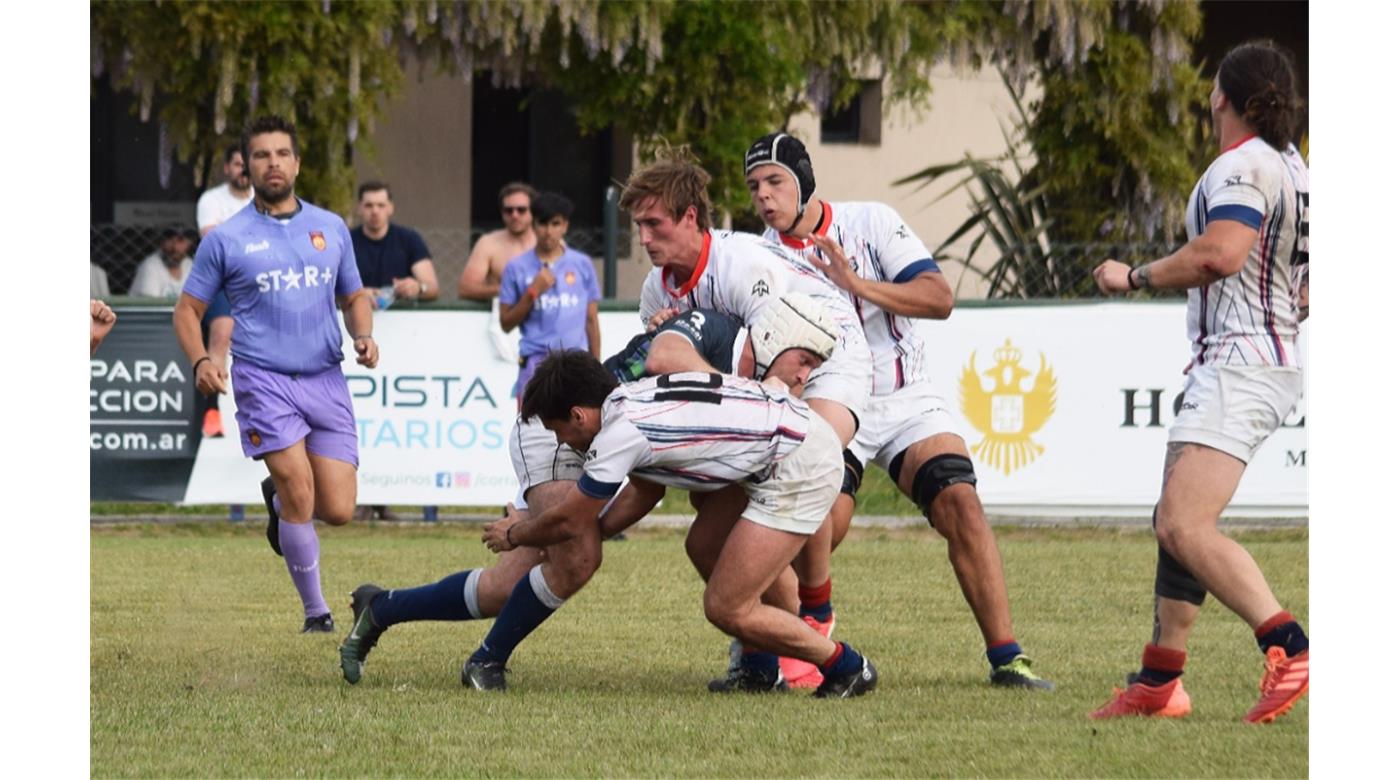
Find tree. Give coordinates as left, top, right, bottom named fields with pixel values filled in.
left=92, top=0, right=1206, bottom=230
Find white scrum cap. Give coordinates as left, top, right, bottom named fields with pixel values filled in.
left=750, top=292, right=839, bottom=378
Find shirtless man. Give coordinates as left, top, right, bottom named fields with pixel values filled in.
left=457, top=182, right=537, bottom=301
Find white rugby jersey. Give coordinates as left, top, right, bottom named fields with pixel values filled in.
left=576, top=372, right=812, bottom=498
left=1185, top=137, right=1309, bottom=368
left=638, top=229, right=866, bottom=371
left=764, top=200, right=939, bottom=394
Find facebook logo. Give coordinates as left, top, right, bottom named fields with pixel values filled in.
left=435, top=472, right=452, bottom=488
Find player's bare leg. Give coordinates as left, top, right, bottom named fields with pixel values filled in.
left=1094, top=442, right=1308, bottom=721
left=896, top=433, right=1050, bottom=688
left=1155, top=443, right=1281, bottom=625
left=705, top=519, right=877, bottom=697
left=829, top=493, right=856, bottom=550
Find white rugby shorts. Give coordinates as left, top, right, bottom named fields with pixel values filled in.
left=741, top=413, right=842, bottom=535
left=1168, top=364, right=1303, bottom=463
left=509, top=416, right=584, bottom=509
left=847, top=380, right=962, bottom=475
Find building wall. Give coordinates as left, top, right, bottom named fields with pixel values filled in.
left=787, top=64, right=1033, bottom=300
left=352, top=68, right=474, bottom=231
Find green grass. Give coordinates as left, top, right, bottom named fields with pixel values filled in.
left=91, top=463, right=915, bottom=518
left=91, top=523, right=1307, bottom=778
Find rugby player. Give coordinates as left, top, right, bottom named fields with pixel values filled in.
left=174, top=115, right=377, bottom=632
left=744, top=132, right=1052, bottom=689
left=490, top=351, right=878, bottom=698
left=337, top=296, right=838, bottom=691
left=1089, top=40, right=1309, bottom=723
left=623, top=153, right=872, bottom=690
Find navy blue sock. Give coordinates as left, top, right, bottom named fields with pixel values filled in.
left=820, top=641, right=865, bottom=678
left=1255, top=611, right=1309, bottom=657
left=370, top=570, right=475, bottom=628
left=740, top=650, right=779, bottom=675
left=470, top=572, right=558, bottom=665
left=986, top=640, right=1023, bottom=670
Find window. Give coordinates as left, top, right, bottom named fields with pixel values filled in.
left=820, top=80, right=882, bottom=145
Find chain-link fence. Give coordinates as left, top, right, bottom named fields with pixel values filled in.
left=90, top=224, right=621, bottom=301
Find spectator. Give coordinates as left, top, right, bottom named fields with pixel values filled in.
left=129, top=226, right=196, bottom=298
left=350, top=181, right=439, bottom=309
left=191, top=146, right=249, bottom=438
left=197, top=146, right=253, bottom=236
left=460, top=182, right=537, bottom=363
left=498, top=191, right=601, bottom=403
left=459, top=182, right=537, bottom=301
left=91, top=263, right=111, bottom=299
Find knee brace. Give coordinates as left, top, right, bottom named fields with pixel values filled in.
left=912, top=454, right=978, bottom=517
left=841, top=448, right=864, bottom=497
left=1151, top=506, right=1206, bottom=605
left=1155, top=546, right=1207, bottom=605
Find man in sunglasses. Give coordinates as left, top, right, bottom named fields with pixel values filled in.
left=458, top=182, right=537, bottom=302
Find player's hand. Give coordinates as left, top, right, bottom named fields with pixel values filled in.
left=354, top=335, right=379, bottom=368
left=647, top=307, right=679, bottom=332
left=809, top=234, right=859, bottom=293
left=90, top=299, right=117, bottom=354
left=195, top=359, right=228, bottom=396
left=530, top=266, right=556, bottom=296
left=392, top=277, right=421, bottom=299
left=1092, top=259, right=1133, bottom=295
left=482, top=517, right=519, bottom=553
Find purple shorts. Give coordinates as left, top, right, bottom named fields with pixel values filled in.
left=232, top=360, right=359, bottom=467
left=514, top=352, right=548, bottom=401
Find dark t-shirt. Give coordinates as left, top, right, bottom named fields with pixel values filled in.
left=604, top=309, right=745, bottom=383
left=350, top=223, right=431, bottom=287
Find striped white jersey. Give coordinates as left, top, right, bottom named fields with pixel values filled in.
left=764, top=200, right=939, bottom=394
left=1185, top=138, right=1309, bottom=368
left=638, top=229, right=869, bottom=382
left=576, top=372, right=812, bottom=499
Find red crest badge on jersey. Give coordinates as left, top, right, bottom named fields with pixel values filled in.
left=565, top=271, right=577, bottom=286
left=309, top=231, right=327, bottom=251
left=248, top=430, right=262, bottom=447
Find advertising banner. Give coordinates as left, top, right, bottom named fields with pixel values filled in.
left=89, top=307, right=203, bottom=501
left=102, top=303, right=1306, bottom=516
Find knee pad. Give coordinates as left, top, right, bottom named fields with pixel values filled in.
left=912, top=454, right=978, bottom=517
left=841, top=448, right=864, bottom=497
left=1151, top=506, right=1206, bottom=605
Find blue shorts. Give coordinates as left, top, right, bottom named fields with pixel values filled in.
left=231, top=360, right=359, bottom=467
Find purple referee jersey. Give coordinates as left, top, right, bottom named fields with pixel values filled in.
left=184, top=199, right=364, bottom=375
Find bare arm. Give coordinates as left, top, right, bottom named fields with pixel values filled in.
left=644, top=331, right=719, bottom=376
left=392, top=258, right=439, bottom=302
left=173, top=293, right=226, bottom=395
left=597, top=477, right=665, bottom=538
left=1095, top=220, right=1258, bottom=294
left=808, top=233, right=953, bottom=319
left=500, top=267, right=554, bottom=332
left=90, top=300, right=117, bottom=356
left=484, top=484, right=609, bottom=551
left=586, top=302, right=601, bottom=358
left=338, top=289, right=379, bottom=368
left=459, top=237, right=501, bottom=300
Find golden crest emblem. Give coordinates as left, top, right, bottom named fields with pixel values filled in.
left=959, top=338, right=1057, bottom=475
left=309, top=231, right=327, bottom=251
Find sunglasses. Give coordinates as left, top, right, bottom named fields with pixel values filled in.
left=502, top=206, right=530, bottom=215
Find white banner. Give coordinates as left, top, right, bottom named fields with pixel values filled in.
left=182, top=303, right=1306, bottom=516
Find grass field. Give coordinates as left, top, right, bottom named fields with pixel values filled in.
left=91, top=522, right=1307, bottom=778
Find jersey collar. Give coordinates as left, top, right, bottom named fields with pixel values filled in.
left=778, top=200, right=832, bottom=250
left=1222, top=134, right=1258, bottom=154
left=663, top=230, right=711, bottom=299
